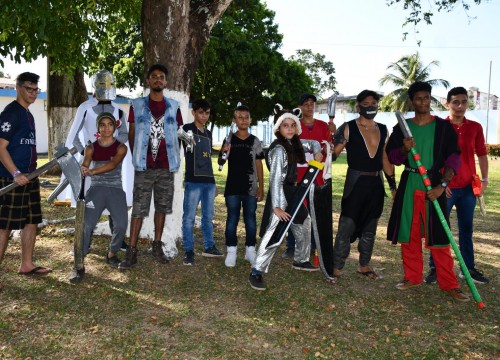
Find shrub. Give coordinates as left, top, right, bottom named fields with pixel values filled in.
left=486, top=144, right=500, bottom=158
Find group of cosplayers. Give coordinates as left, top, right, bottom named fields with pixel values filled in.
left=0, top=67, right=489, bottom=303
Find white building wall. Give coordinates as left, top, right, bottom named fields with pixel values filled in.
left=212, top=110, right=500, bottom=145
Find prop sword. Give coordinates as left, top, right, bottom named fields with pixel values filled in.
left=218, top=122, right=237, bottom=171
left=0, top=146, right=81, bottom=198
left=327, top=93, right=337, bottom=126
left=265, top=160, right=324, bottom=249
left=323, top=93, right=338, bottom=181
left=69, top=174, right=86, bottom=283
left=395, top=111, right=484, bottom=309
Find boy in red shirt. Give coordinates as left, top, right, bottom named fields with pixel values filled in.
left=425, top=87, right=489, bottom=285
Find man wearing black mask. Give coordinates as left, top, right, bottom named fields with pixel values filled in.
left=331, top=90, right=395, bottom=281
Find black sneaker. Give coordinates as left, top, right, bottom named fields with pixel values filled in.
left=460, top=268, right=489, bottom=284
left=292, top=261, right=319, bottom=272
left=248, top=273, right=266, bottom=291
left=106, top=254, right=121, bottom=268
left=120, top=241, right=129, bottom=252
left=183, top=251, right=195, bottom=266
left=281, top=247, right=294, bottom=259
left=69, top=267, right=85, bottom=283
left=424, top=268, right=437, bottom=284
left=202, top=246, right=223, bottom=258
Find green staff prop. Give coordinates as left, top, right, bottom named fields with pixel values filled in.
left=395, top=111, right=485, bottom=309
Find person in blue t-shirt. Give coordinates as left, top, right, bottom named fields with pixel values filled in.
left=0, top=72, right=52, bottom=276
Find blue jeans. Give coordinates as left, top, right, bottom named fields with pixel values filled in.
left=430, top=185, right=476, bottom=270
left=225, top=195, right=257, bottom=247
left=182, top=182, right=216, bottom=252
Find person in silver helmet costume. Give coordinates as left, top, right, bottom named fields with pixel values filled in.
left=58, top=69, right=130, bottom=251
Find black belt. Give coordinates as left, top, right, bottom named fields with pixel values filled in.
left=359, top=171, right=380, bottom=176
left=285, top=181, right=297, bottom=186
left=404, top=166, right=430, bottom=174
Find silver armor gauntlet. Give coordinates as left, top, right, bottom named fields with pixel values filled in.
left=177, top=128, right=195, bottom=152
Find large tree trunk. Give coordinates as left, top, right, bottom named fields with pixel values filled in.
left=136, top=0, right=232, bottom=258
left=47, top=57, right=88, bottom=162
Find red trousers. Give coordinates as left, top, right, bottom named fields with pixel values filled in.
left=400, top=190, right=459, bottom=291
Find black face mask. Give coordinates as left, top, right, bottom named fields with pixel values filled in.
left=359, top=105, right=378, bottom=120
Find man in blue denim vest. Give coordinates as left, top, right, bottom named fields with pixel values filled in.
left=119, top=64, right=183, bottom=270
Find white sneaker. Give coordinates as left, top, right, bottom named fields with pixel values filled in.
left=225, top=246, right=237, bottom=267
left=245, top=246, right=256, bottom=265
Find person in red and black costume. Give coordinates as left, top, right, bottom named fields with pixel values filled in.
left=424, top=87, right=489, bottom=285
left=386, top=81, right=469, bottom=302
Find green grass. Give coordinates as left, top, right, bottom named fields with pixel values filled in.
left=0, top=154, right=498, bottom=359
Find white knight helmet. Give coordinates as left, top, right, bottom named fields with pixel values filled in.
left=93, top=69, right=116, bottom=101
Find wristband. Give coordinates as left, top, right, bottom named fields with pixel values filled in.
left=384, top=172, right=397, bottom=191
left=481, top=177, right=488, bottom=183
left=12, top=170, right=21, bottom=178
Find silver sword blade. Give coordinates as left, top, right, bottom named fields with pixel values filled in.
left=395, top=111, right=413, bottom=138
left=327, top=94, right=337, bottom=119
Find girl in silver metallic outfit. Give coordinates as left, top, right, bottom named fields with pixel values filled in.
left=249, top=104, right=323, bottom=291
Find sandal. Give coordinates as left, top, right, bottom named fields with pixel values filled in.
left=325, top=276, right=336, bottom=285
left=357, top=269, right=381, bottom=279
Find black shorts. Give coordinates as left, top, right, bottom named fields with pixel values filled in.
left=0, top=177, right=42, bottom=230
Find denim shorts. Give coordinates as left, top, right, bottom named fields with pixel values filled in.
left=0, top=177, right=42, bottom=230
left=131, top=169, right=174, bottom=217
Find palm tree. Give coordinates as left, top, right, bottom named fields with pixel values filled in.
left=379, top=52, right=449, bottom=112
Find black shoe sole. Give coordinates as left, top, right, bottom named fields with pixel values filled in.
left=292, top=264, right=319, bottom=272
left=69, top=269, right=85, bottom=283
left=154, top=257, right=169, bottom=264
left=248, top=279, right=266, bottom=291
left=458, top=272, right=489, bottom=284
left=118, top=263, right=137, bottom=270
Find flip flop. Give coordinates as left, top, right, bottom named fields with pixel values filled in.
left=18, top=266, right=52, bottom=276
left=357, top=270, right=380, bottom=280
left=325, top=277, right=336, bottom=285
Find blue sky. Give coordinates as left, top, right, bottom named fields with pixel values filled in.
left=2, top=0, right=499, bottom=99
left=265, top=0, right=500, bottom=98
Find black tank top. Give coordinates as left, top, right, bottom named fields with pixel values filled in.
left=345, top=120, right=387, bottom=172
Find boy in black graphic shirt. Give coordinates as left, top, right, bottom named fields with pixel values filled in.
left=219, top=105, right=264, bottom=267
left=181, top=99, right=223, bottom=265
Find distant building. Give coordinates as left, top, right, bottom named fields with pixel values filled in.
left=468, top=87, right=498, bottom=110
left=0, top=77, right=15, bottom=89
left=316, top=92, right=384, bottom=116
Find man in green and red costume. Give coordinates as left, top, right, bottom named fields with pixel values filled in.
left=386, top=81, right=469, bottom=302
